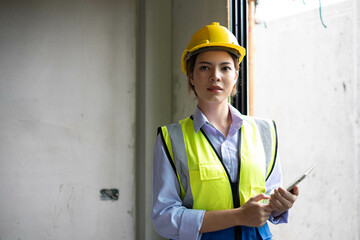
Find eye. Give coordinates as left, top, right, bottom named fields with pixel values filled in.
left=199, top=65, right=209, bottom=71
left=222, top=66, right=232, bottom=71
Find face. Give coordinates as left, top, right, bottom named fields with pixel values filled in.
left=189, top=50, right=238, bottom=107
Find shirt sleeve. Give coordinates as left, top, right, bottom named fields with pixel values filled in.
left=152, top=134, right=205, bottom=240
left=265, top=157, right=289, bottom=224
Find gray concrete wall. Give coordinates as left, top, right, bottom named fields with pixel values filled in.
left=136, top=0, right=172, bottom=239
left=0, top=0, right=228, bottom=239
left=253, top=0, right=360, bottom=239
left=4, top=0, right=356, bottom=239
left=0, top=1, right=137, bottom=239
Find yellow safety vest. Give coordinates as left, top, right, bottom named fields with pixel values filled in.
left=158, top=116, right=277, bottom=212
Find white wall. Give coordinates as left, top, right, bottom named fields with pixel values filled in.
left=0, top=1, right=136, bottom=239
left=253, top=0, right=360, bottom=239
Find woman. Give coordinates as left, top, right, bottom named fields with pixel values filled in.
left=152, top=22, right=298, bottom=240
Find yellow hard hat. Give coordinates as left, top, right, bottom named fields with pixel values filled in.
left=181, top=22, right=246, bottom=75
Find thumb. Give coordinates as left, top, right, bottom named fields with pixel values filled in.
left=250, top=193, right=270, bottom=202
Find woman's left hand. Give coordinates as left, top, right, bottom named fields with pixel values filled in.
left=269, top=185, right=299, bottom=215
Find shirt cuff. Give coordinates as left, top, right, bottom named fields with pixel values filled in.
left=269, top=210, right=289, bottom=224
left=179, top=209, right=205, bottom=240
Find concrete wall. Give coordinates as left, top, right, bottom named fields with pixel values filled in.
left=136, top=0, right=172, bottom=239
left=0, top=0, right=227, bottom=239
left=253, top=0, right=360, bottom=239
left=4, top=0, right=357, bottom=239
left=0, top=1, right=136, bottom=239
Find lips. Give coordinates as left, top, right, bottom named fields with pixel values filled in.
left=207, top=86, right=223, bottom=92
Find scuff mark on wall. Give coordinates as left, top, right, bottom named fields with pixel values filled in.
left=127, top=207, right=135, bottom=219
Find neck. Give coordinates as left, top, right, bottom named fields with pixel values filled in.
left=198, top=101, right=232, bottom=137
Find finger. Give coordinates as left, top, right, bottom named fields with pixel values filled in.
left=262, top=211, right=272, bottom=221
left=277, top=189, right=294, bottom=206
left=270, top=189, right=289, bottom=210
left=291, top=185, right=299, bottom=196
left=263, top=205, right=273, bottom=213
left=278, top=187, right=297, bottom=203
left=269, top=196, right=284, bottom=211
left=251, top=193, right=270, bottom=202
left=273, top=189, right=295, bottom=211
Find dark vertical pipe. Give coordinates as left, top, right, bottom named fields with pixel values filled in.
left=230, top=0, right=248, bottom=115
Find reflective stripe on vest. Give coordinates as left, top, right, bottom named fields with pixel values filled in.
left=159, top=116, right=277, bottom=210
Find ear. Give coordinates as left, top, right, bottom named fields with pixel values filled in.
left=189, top=73, right=194, bottom=85
left=231, top=71, right=238, bottom=95
left=233, top=70, right=239, bottom=85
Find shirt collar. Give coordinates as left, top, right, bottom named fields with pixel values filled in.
left=192, top=104, right=244, bottom=133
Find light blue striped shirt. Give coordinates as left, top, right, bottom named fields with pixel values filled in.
left=152, top=104, right=288, bottom=240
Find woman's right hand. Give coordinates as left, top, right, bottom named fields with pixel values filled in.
left=200, top=193, right=273, bottom=233
left=236, top=193, right=273, bottom=227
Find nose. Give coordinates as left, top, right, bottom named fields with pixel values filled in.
left=210, top=68, right=221, bottom=82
